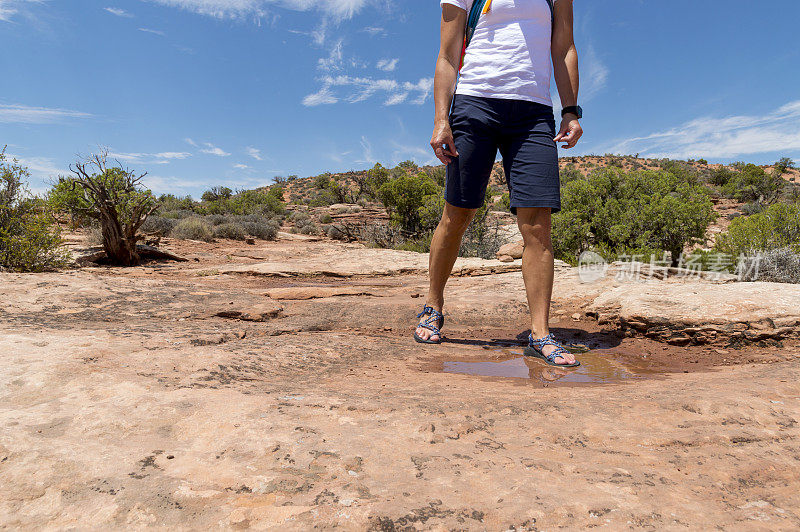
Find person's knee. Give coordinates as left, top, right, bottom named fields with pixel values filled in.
left=440, top=205, right=475, bottom=235
left=517, top=209, right=552, bottom=249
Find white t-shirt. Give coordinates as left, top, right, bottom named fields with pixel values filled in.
left=441, top=0, right=555, bottom=106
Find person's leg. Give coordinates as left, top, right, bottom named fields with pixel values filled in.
left=415, top=96, right=499, bottom=342
left=498, top=101, right=575, bottom=364
left=415, top=202, right=477, bottom=342
left=515, top=208, right=575, bottom=365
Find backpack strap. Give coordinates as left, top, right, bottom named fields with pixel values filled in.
left=460, top=0, right=490, bottom=71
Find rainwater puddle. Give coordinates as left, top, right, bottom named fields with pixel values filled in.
left=441, top=346, right=669, bottom=386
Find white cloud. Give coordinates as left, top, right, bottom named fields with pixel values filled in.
left=200, top=143, right=231, bottom=157
left=362, top=26, right=385, bottom=37
left=233, top=163, right=250, bottom=169
left=184, top=137, right=198, bottom=147
left=246, top=146, right=263, bottom=160
left=303, top=75, right=433, bottom=107
left=317, top=39, right=343, bottom=71
left=108, top=151, right=192, bottom=164
left=376, top=58, right=398, bottom=72
left=104, top=6, right=133, bottom=17
left=148, top=0, right=368, bottom=22
left=607, top=100, right=800, bottom=160
left=138, top=27, right=166, bottom=36
left=302, top=86, right=338, bottom=106
left=0, top=103, right=92, bottom=124
left=582, top=44, right=608, bottom=102
left=0, top=0, right=41, bottom=22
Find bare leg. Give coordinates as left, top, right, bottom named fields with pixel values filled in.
left=516, top=207, right=576, bottom=364
left=415, top=202, right=477, bottom=342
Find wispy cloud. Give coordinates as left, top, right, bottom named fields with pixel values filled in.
left=200, top=142, right=231, bottom=157
left=108, top=150, right=192, bottom=165
left=303, top=75, right=433, bottom=107
left=582, top=44, right=609, bottom=102
left=246, top=146, right=263, bottom=160
left=148, top=0, right=368, bottom=22
left=104, top=6, right=133, bottom=17
left=233, top=163, right=250, bottom=169
left=376, top=58, right=398, bottom=72
left=184, top=137, right=198, bottom=147
left=138, top=27, right=166, bottom=36
left=606, top=100, right=800, bottom=159
left=362, top=26, right=385, bottom=37
left=0, top=0, right=41, bottom=22
left=317, top=39, right=343, bottom=71
left=0, top=103, right=92, bottom=124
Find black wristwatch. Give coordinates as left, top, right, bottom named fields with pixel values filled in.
left=561, top=105, right=583, bottom=119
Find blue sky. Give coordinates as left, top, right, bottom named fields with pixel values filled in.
left=2, top=0, right=799, bottom=197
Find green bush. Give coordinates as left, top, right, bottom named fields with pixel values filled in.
left=378, top=172, right=439, bottom=233
left=0, top=150, right=68, bottom=272
left=171, top=217, right=214, bottom=242
left=721, top=164, right=784, bottom=203
left=198, top=187, right=285, bottom=216
left=157, top=194, right=195, bottom=213
left=552, top=167, right=716, bottom=265
left=715, top=203, right=800, bottom=257
left=140, top=216, right=177, bottom=235
left=240, top=218, right=279, bottom=240
left=213, top=222, right=247, bottom=240
left=319, top=213, right=333, bottom=224
left=201, top=186, right=232, bottom=202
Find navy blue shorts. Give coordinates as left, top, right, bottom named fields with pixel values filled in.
left=445, top=94, right=560, bottom=215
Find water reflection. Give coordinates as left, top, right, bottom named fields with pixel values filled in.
left=442, top=348, right=663, bottom=386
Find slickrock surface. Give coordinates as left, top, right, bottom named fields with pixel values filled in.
left=1, top=236, right=799, bottom=530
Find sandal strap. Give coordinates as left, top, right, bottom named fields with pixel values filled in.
left=417, top=305, right=444, bottom=327
left=529, top=333, right=570, bottom=363
left=416, top=323, right=441, bottom=336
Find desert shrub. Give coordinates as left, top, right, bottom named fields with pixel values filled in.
left=709, top=167, right=736, bottom=187
left=552, top=167, right=716, bottom=265
left=560, top=163, right=582, bottom=184
left=319, top=213, right=333, bottom=224
left=740, top=202, right=766, bottom=216
left=199, top=187, right=285, bottom=216
left=737, top=247, right=800, bottom=283
left=201, top=186, right=232, bottom=202
left=378, top=172, right=439, bottom=233
left=140, top=215, right=177, bottom=235
left=423, top=165, right=446, bottom=188
left=240, top=218, right=279, bottom=240
left=721, top=164, right=785, bottom=203
left=47, top=177, right=93, bottom=227
left=499, top=193, right=511, bottom=212
left=327, top=225, right=348, bottom=240
left=715, top=203, right=800, bottom=257
left=213, top=222, right=247, bottom=240
left=157, top=194, right=195, bottom=213
left=314, top=172, right=332, bottom=190
left=774, top=157, right=796, bottom=174
left=365, top=163, right=389, bottom=200
left=206, top=214, right=227, bottom=226
left=0, top=150, right=68, bottom=272
left=171, top=217, right=213, bottom=242
left=160, top=209, right=195, bottom=220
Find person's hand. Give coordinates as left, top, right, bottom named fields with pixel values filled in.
left=554, top=116, right=583, bottom=149
left=430, top=120, right=458, bottom=164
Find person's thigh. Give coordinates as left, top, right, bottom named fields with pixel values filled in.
left=498, top=106, right=560, bottom=215
left=445, top=96, right=501, bottom=210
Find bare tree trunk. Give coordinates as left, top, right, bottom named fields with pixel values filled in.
left=99, top=212, right=139, bottom=265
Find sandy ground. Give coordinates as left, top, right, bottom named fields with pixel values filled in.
left=1, top=236, right=799, bottom=530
